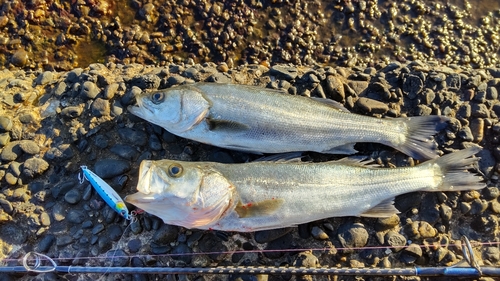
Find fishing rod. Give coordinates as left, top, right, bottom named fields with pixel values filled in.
left=1, top=236, right=499, bottom=277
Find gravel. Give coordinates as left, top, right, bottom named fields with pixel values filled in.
left=0, top=60, right=499, bottom=280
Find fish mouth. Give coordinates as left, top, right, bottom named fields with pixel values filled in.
left=125, top=192, right=159, bottom=204
left=127, top=95, right=154, bottom=117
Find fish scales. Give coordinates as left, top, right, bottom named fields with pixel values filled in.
left=128, top=83, right=449, bottom=159
left=126, top=147, right=484, bottom=232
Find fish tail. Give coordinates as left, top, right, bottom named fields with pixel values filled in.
left=392, top=115, right=449, bottom=160
left=423, top=146, right=485, bottom=191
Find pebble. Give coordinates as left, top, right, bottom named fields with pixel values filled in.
left=356, top=97, right=389, bottom=114
left=483, top=247, right=500, bottom=263
left=52, top=203, right=66, bottom=221
left=337, top=222, right=369, bottom=249
left=0, top=132, right=10, bottom=147
left=52, top=180, right=77, bottom=198
left=91, top=98, right=110, bottom=117
left=11, top=49, right=28, bottom=67
left=22, top=157, right=49, bottom=177
left=104, top=83, right=119, bottom=99
left=39, top=212, right=51, bottom=226
left=94, top=159, right=130, bottom=179
left=61, top=106, right=83, bottom=118
left=64, top=189, right=82, bottom=204
left=108, top=224, right=124, bottom=241
left=36, top=71, right=54, bottom=85
left=18, top=140, right=40, bottom=154
left=117, top=128, right=148, bottom=146
left=198, top=233, right=229, bottom=261
left=110, top=144, right=139, bottom=160
left=80, top=81, right=100, bottom=99
left=44, top=144, right=74, bottom=161
left=469, top=118, right=484, bottom=142
left=0, top=198, right=13, bottom=214
left=36, top=234, right=56, bottom=252
left=254, top=228, right=292, bottom=243
left=384, top=231, right=406, bottom=252
left=270, top=65, right=298, bottom=80
left=92, top=224, right=105, bottom=235
left=310, top=226, right=329, bottom=240
left=325, top=75, right=345, bottom=101
left=263, top=232, right=293, bottom=259
left=107, top=249, right=129, bottom=267
left=171, top=243, right=193, bottom=265
left=0, top=116, right=13, bottom=132
left=0, top=141, right=22, bottom=161
left=152, top=224, right=179, bottom=245
left=407, top=221, right=437, bottom=239
left=375, top=215, right=400, bottom=231
left=66, top=209, right=86, bottom=224
left=56, top=235, right=73, bottom=247
left=128, top=239, right=142, bottom=253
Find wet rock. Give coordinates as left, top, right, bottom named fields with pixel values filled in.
left=152, top=224, right=179, bottom=245
left=356, top=97, right=389, bottom=114
left=460, top=202, right=472, bottom=214
left=91, top=98, right=110, bottom=117
left=52, top=203, right=66, bottom=221
left=92, top=224, right=105, bottom=235
left=94, top=159, right=130, bottom=179
left=117, top=128, right=148, bottom=146
left=67, top=209, right=86, bottom=224
left=270, top=65, right=298, bottom=80
left=0, top=198, right=13, bottom=214
left=52, top=180, right=77, bottom=198
left=108, top=224, right=124, bottom=241
left=483, top=187, right=499, bottom=200
left=56, top=235, right=73, bottom=246
left=337, top=222, right=369, bottom=249
left=0, top=116, right=13, bottom=132
left=107, top=249, right=129, bottom=267
left=254, top=228, right=292, bottom=243
left=18, top=140, right=40, bottom=155
left=80, top=81, right=100, bottom=99
left=22, top=157, right=49, bottom=177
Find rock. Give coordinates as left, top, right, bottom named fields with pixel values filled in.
left=385, top=231, right=406, bottom=252
left=91, top=98, right=110, bottom=117
left=0, top=198, right=13, bottom=214
left=36, top=234, right=56, bottom=252
left=325, top=75, right=345, bottom=101
left=337, top=222, right=369, bottom=249
left=130, top=74, right=161, bottom=90
left=40, top=212, right=51, bottom=226
left=263, top=232, right=293, bottom=259
left=53, top=81, right=67, bottom=96
left=61, top=106, right=83, bottom=118
left=110, top=144, right=138, bottom=160
left=94, top=159, right=130, bottom=179
left=22, top=157, right=49, bottom=177
left=270, top=65, right=298, bottom=80
left=45, top=144, right=74, bottom=161
left=407, top=221, right=437, bottom=239
left=1, top=141, right=22, bottom=161
left=311, top=226, right=329, bottom=240
left=469, top=199, right=488, bottom=215
left=152, top=224, right=179, bottom=245
left=36, top=71, right=54, bottom=85
left=106, top=249, right=129, bottom=267
left=477, top=148, right=495, bottom=176
left=92, top=224, right=105, bottom=235
left=254, top=228, right=293, bottom=243
left=458, top=126, right=474, bottom=141
left=0, top=132, right=10, bottom=147
left=18, top=140, right=40, bottom=155
left=117, top=128, right=148, bottom=146
left=439, top=204, right=453, bottom=222
left=67, top=209, right=86, bottom=224
left=64, top=189, right=82, bottom=204
left=471, top=103, right=489, bottom=118
left=171, top=243, right=193, bottom=265
left=80, top=81, right=100, bottom=99
left=483, top=247, right=500, bottom=263
left=11, top=49, right=29, bottom=67
left=103, top=83, right=119, bottom=99
left=403, top=74, right=424, bottom=99
left=128, top=239, right=142, bottom=253
left=293, top=251, right=320, bottom=281
left=167, top=75, right=186, bottom=85
left=356, top=97, right=389, bottom=114
left=52, top=180, right=77, bottom=198
left=199, top=233, right=229, bottom=261
left=0, top=116, right=13, bottom=132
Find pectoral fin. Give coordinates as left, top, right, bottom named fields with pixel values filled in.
left=207, top=118, right=250, bottom=133
left=360, top=198, right=400, bottom=218
left=235, top=198, right=284, bottom=218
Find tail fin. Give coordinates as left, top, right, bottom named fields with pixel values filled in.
left=394, top=115, right=450, bottom=160
left=422, top=147, right=485, bottom=192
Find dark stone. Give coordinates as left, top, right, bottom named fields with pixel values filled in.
left=152, top=224, right=179, bottom=245
left=270, top=65, right=298, bottom=80
left=263, top=232, right=293, bottom=259
left=108, top=224, right=124, bottom=241
left=44, top=144, right=74, bottom=161
left=254, top=228, right=293, bottom=244
left=118, top=128, right=148, bottom=146
left=171, top=243, right=193, bottom=264
left=67, top=209, right=86, bottom=224
left=337, top=222, right=369, bottom=249
left=110, top=144, right=139, bottom=160
left=199, top=233, right=229, bottom=261
left=106, top=249, right=129, bottom=267
left=94, top=159, right=130, bottom=179
left=148, top=134, right=162, bottom=151
left=64, top=189, right=82, bottom=204
left=51, top=180, right=77, bottom=198
left=130, top=74, right=161, bottom=90
left=92, top=224, right=105, bottom=235
left=128, top=239, right=142, bottom=253
left=36, top=234, right=56, bottom=253
left=384, top=231, right=406, bottom=252
left=36, top=71, right=54, bottom=85
left=56, top=235, right=73, bottom=246
left=356, top=97, right=389, bottom=114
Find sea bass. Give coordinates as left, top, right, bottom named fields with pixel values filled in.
left=128, top=83, right=449, bottom=160
left=125, top=147, right=484, bottom=232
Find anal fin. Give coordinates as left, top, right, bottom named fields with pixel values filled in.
left=360, top=198, right=400, bottom=218
left=321, top=143, right=358, bottom=154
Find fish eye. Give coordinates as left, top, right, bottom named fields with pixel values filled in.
left=151, top=92, right=164, bottom=104
left=168, top=163, right=184, bottom=178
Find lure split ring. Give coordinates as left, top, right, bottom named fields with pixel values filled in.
left=79, top=166, right=132, bottom=220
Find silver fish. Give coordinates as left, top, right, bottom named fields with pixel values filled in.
left=128, top=83, right=449, bottom=160
left=125, top=147, right=484, bottom=232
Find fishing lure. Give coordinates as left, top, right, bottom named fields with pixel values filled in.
left=79, top=166, right=131, bottom=220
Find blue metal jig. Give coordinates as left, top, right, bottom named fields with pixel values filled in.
left=79, top=166, right=131, bottom=220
